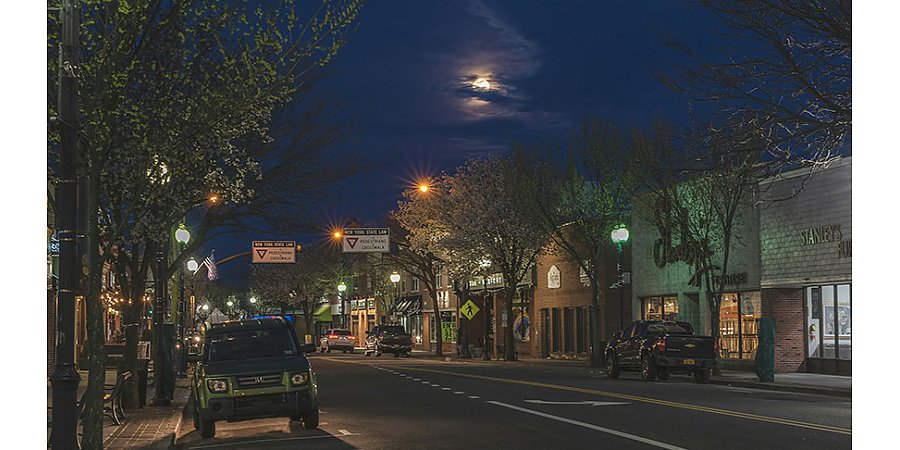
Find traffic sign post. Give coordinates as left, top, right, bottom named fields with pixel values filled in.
left=252, top=241, right=297, bottom=263
left=341, top=228, right=390, bottom=253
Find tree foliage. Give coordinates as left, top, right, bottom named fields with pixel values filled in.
left=47, top=1, right=363, bottom=447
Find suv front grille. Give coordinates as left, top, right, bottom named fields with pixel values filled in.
left=234, top=393, right=287, bottom=410
left=236, top=373, right=282, bottom=388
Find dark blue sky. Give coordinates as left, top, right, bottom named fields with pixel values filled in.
left=209, top=0, right=725, bottom=286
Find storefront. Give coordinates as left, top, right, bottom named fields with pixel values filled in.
left=631, top=187, right=762, bottom=369
left=759, top=157, right=851, bottom=375
left=394, top=295, right=423, bottom=348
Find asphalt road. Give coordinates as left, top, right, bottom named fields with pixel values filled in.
left=175, top=353, right=851, bottom=449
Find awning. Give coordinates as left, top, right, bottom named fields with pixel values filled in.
left=392, top=295, right=422, bottom=316
left=314, top=303, right=332, bottom=322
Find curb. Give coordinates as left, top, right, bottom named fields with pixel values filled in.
left=708, top=378, right=852, bottom=398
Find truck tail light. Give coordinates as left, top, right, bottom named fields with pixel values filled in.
left=348, top=336, right=356, bottom=340
left=658, top=338, right=667, bottom=352
left=328, top=335, right=338, bottom=339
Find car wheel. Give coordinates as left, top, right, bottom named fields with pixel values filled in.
left=657, top=366, right=670, bottom=380
left=375, top=350, right=382, bottom=357
left=694, top=368, right=711, bottom=384
left=605, top=353, right=620, bottom=379
left=198, top=415, right=216, bottom=438
left=302, top=408, right=320, bottom=429
left=326, top=347, right=331, bottom=353
left=640, top=354, right=657, bottom=381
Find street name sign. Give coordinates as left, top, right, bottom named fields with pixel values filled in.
left=252, top=241, right=297, bottom=263
left=341, top=228, right=390, bottom=253
left=461, top=299, right=480, bottom=320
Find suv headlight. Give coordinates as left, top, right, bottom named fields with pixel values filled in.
left=290, top=372, right=309, bottom=386
left=206, top=379, right=229, bottom=393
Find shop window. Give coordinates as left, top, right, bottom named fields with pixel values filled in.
left=718, top=291, right=761, bottom=359
left=807, top=284, right=851, bottom=361
left=429, top=311, right=456, bottom=343
left=642, top=296, right=678, bottom=321
left=563, top=308, right=574, bottom=353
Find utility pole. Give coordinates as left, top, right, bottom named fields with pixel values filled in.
left=50, top=1, right=81, bottom=448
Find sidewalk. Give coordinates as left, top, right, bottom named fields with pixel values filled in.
left=48, top=371, right=191, bottom=449
left=407, top=351, right=852, bottom=398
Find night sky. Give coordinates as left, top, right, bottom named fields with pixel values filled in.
left=208, top=0, right=727, bottom=286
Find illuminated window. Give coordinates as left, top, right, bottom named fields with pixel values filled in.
left=718, top=291, right=761, bottom=359
left=642, top=296, right=678, bottom=321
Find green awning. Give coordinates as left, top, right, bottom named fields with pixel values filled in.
left=314, top=303, right=332, bottom=322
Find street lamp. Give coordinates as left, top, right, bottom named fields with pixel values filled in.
left=480, top=259, right=491, bottom=361
left=610, top=225, right=630, bottom=329
left=390, top=272, right=400, bottom=324
left=338, top=282, right=348, bottom=329
left=174, top=224, right=191, bottom=378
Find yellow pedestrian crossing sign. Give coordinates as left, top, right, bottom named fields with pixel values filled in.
left=461, top=299, right=480, bottom=320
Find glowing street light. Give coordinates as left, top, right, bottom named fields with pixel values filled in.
left=186, top=257, right=199, bottom=273
left=610, top=224, right=629, bottom=328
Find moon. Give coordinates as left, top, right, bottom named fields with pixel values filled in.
left=472, top=77, right=491, bottom=90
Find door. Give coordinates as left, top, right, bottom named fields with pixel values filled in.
left=616, top=323, right=636, bottom=365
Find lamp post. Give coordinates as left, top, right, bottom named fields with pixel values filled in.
left=390, top=272, right=400, bottom=324
left=610, top=225, right=630, bottom=329
left=480, top=259, right=491, bottom=361
left=338, top=282, right=348, bottom=329
left=249, top=296, right=257, bottom=318
left=174, top=224, right=190, bottom=378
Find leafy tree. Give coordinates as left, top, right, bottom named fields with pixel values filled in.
left=437, top=156, right=548, bottom=361
left=390, top=190, right=451, bottom=356
left=508, top=118, right=639, bottom=367
left=665, top=0, right=851, bottom=180
left=47, top=1, right=362, bottom=447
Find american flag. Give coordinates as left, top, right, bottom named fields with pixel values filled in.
left=204, top=251, right=218, bottom=281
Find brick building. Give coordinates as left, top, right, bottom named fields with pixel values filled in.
left=531, top=237, right=633, bottom=360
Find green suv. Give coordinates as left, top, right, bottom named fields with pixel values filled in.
left=190, top=317, right=319, bottom=438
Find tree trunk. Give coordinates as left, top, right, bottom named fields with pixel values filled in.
left=82, top=176, right=106, bottom=450
left=432, top=299, right=443, bottom=357
left=589, top=280, right=604, bottom=367
left=119, top=256, right=140, bottom=409
left=504, top=286, right=517, bottom=361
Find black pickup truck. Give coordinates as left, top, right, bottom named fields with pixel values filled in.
left=364, top=325, right=413, bottom=357
left=605, top=320, right=717, bottom=383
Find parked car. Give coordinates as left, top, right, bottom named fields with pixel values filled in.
left=189, top=317, right=319, bottom=438
left=319, top=329, right=357, bottom=353
left=364, top=324, right=412, bottom=357
left=605, top=320, right=718, bottom=383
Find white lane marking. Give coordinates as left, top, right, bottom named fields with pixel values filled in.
left=189, top=433, right=358, bottom=449
left=413, top=378, right=421, bottom=381
left=524, top=400, right=630, bottom=407
left=338, top=429, right=352, bottom=436
left=468, top=396, right=480, bottom=399
left=488, top=401, right=687, bottom=450
left=442, top=388, right=451, bottom=391
left=421, top=382, right=430, bottom=384
left=431, top=384, right=441, bottom=387
left=454, top=392, right=465, bottom=395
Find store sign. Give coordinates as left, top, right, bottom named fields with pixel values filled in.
left=688, top=265, right=748, bottom=288
left=547, top=265, right=561, bottom=289
left=800, top=224, right=842, bottom=246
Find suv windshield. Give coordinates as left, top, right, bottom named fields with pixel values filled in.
left=379, top=326, right=406, bottom=334
left=206, top=328, right=299, bottom=362
left=331, top=330, right=351, bottom=336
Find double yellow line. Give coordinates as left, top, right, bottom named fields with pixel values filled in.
left=343, top=360, right=851, bottom=436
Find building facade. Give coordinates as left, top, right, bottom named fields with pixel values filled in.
left=629, top=157, right=851, bottom=374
